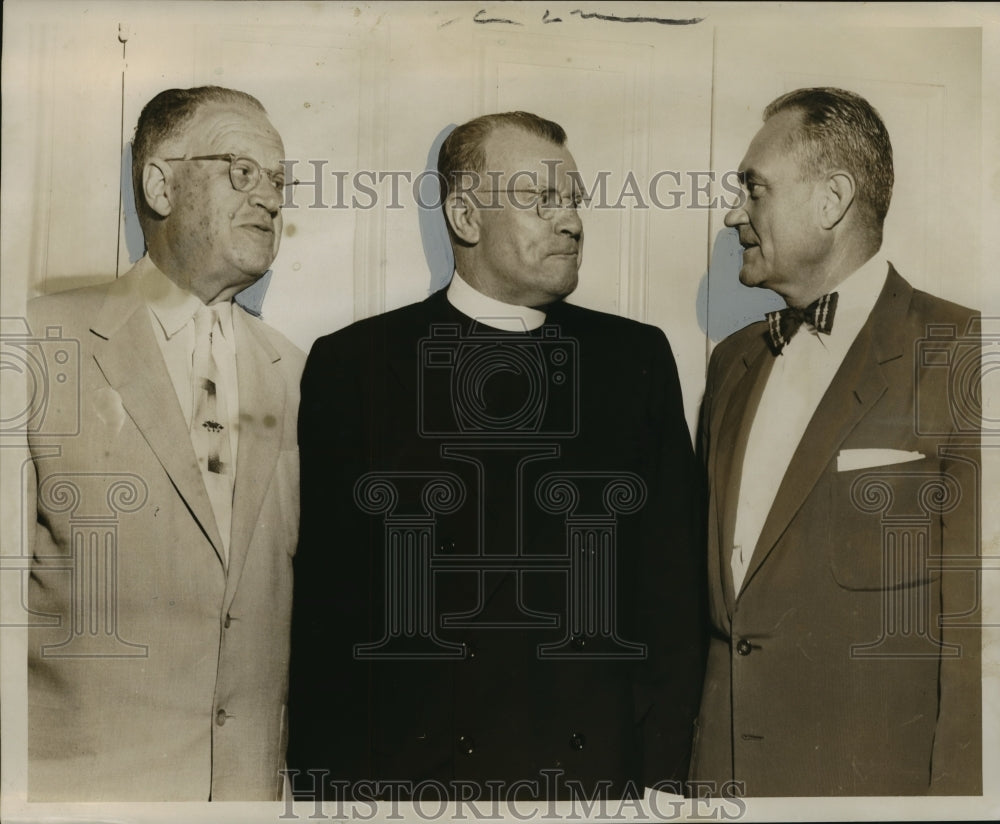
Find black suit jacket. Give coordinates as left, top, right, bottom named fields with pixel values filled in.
left=289, top=289, right=706, bottom=801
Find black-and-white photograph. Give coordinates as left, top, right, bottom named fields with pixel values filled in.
left=1, top=2, right=996, bottom=822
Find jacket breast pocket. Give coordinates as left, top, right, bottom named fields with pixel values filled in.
left=828, top=467, right=949, bottom=591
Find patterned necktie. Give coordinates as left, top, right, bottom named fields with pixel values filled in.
left=765, top=292, right=838, bottom=355
left=191, top=304, right=234, bottom=560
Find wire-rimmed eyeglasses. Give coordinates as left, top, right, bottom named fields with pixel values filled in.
left=164, top=153, right=292, bottom=198
left=479, top=188, right=585, bottom=220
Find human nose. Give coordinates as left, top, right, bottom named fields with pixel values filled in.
left=249, top=174, right=282, bottom=215
left=554, top=203, right=583, bottom=239
left=724, top=198, right=748, bottom=228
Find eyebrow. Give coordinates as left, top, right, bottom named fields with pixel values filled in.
left=225, top=150, right=286, bottom=170
left=737, top=168, right=770, bottom=187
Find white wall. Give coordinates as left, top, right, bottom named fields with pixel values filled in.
left=1, top=4, right=998, bottom=823
left=3, top=2, right=988, bottom=436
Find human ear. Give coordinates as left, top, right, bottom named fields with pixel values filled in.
left=817, top=171, right=856, bottom=229
left=142, top=159, right=173, bottom=218
left=444, top=192, right=480, bottom=245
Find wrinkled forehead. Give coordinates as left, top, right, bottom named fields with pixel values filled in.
left=163, top=102, right=285, bottom=163
left=480, top=127, right=578, bottom=189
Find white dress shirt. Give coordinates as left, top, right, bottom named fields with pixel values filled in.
left=446, top=270, right=546, bottom=331
left=137, top=257, right=240, bottom=476
left=730, top=256, right=889, bottom=594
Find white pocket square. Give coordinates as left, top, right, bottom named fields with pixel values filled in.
left=836, top=448, right=925, bottom=472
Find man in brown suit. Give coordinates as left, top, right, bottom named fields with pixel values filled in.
left=690, top=87, right=981, bottom=796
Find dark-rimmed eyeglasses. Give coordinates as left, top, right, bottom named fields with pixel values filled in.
left=164, top=153, right=291, bottom=197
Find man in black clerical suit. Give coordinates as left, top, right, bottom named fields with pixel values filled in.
left=288, top=111, right=705, bottom=805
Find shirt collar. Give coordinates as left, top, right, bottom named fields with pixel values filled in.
left=137, top=255, right=233, bottom=340
left=826, top=255, right=888, bottom=345
left=446, top=271, right=547, bottom=332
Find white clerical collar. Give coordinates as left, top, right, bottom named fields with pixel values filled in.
left=446, top=271, right=546, bottom=332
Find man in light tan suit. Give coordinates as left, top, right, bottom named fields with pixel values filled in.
left=26, top=86, right=304, bottom=800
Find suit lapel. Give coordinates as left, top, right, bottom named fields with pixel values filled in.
left=739, top=268, right=910, bottom=593
left=225, top=308, right=286, bottom=608
left=713, top=339, right=774, bottom=615
left=90, top=272, right=225, bottom=559
left=388, top=290, right=455, bottom=399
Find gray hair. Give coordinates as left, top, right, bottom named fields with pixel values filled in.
left=131, top=86, right=267, bottom=227
left=764, top=87, right=893, bottom=233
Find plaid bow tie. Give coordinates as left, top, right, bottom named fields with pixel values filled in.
left=765, top=292, right=838, bottom=354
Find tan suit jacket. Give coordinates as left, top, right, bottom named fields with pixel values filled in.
left=26, top=260, right=304, bottom=800
left=690, top=266, right=981, bottom=796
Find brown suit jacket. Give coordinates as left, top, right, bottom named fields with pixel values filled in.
left=690, top=265, right=981, bottom=796
left=26, top=259, right=304, bottom=800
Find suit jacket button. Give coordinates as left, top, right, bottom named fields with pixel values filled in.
left=570, top=733, right=586, bottom=750
left=736, top=639, right=752, bottom=656
left=458, top=736, right=475, bottom=755
left=216, top=708, right=227, bottom=726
